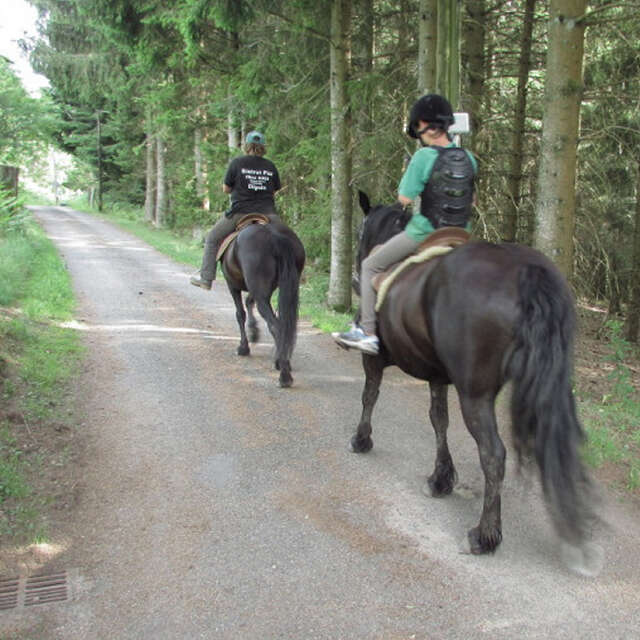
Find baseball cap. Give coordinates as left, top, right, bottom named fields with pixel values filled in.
left=246, top=130, right=266, bottom=145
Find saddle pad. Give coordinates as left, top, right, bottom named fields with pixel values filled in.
left=416, top=226, right=470, bottom=253
left=373, top=227, right=471, bottom=311
left=375, top=245, right=453, bottom=311
left=216, top=213, right=271, bottom=261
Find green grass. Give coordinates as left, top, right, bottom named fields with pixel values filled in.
left=0, top=427, right=30, bottom=500
left=0, top=214, right=82, bottom=542
left=579, top=320, right=640, bottom=492
left=582, top=403, right=640, bottom=491
left=299, top=270, right=353, bottom=333
left=0, top=234, right=32, bottom=306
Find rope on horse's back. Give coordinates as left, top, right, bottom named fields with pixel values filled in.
left=375, top=246, right=452, bottom=311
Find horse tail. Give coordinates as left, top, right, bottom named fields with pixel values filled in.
left=508, top=264, right=594, bottom=547
left=272, top=231, right=300, bottom=363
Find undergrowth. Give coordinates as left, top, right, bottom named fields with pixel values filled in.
left=580, top=319, right=640, bottom=492
left=0, top=199, right=82, bottom=543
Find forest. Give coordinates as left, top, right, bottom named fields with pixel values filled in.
left=3, top=0, right=640, bottom=337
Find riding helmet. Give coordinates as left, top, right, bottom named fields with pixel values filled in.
left=246, top=130, right=266, bottom=145
left=406, top=94, right=454, bottom=138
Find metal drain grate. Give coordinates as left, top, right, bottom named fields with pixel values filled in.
left=0, top=571, right=69, bottom=611
left=0, top=577, right=19, bottom=610
left=25, top=571, right=68, bottom=606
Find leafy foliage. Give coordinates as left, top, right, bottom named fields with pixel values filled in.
left=0, top=58, right=56, bottom=166
left=14, top=0, right=640, bottom=320
left=0, top=187, right=29, bottom=236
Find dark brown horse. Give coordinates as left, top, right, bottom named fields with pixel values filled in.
left=221, top=220, right=305, bottom=387
left=348, top=192, right=599, bottom=571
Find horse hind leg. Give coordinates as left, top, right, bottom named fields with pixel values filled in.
left=277, top=363, right=293, bottom=388
left=459, top=395, right=506, bottom=554
left=245, top=294, right=260, bottom=343
left=351, top=354, right=384, bottom=453
left=229, top=287, right=250, bottom=356
left=255, top=297, right=292, bottom=387
left=425, top=383, right=458, bottom=497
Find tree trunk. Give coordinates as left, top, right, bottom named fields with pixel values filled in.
left=144, top=127, right=156, bottom=224
left=447, top=0, right=461, bottom=108
left=436, top=0, right=461, bottom=106
left=194, top=126, right=208, bottom=209
left=96, top=111, right=103, bottom=212
left=436, top=0, right=448, bottom=94
left=155, top=136, right=167, bottom=227
left=328, top=0, right=353, bottom=311
left=462, top=0, right=485, bottom=147
left=503, top=0, right=536, bottom=242
left=533, top=0, right=586, bottom=279
left=397, top=0, right=410, bottom=64
left=353, top=0, right=373, bottom=74
left=227, top=90, right=240, bottom=151
left=50, top=150, right=60, bottom=205
left=0, top=165, right=19, bottom=197
left=626, top=163, right=640, bottom=342
left=353, top=0, right=375, bottom=197
left=418, top=0, right=438, bottom=94
left=227, top=32, right=241, bottom=152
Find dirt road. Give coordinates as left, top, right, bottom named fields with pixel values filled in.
left=2, top=206, right=639, bottom=639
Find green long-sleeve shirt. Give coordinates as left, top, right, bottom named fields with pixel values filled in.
left=398, top=143, right=477, bottom=241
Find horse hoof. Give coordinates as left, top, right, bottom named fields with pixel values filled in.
left=349, top=435, right=373, bottom=453
left=561, top=541, right=604, bottom=577
left=425, top=468, right=457, bottom=498
left=279, top=373, right=293, bottom=388
left=464, top=526, right=501, bottom=555
left=423, top=481, right=443, bottom=498
left=237, top=345, right=250, bottom=356
left=426, top=477, right=452, bottom=498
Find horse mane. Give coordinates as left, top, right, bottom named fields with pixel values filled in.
left=357, top=200, right=411, bottom=272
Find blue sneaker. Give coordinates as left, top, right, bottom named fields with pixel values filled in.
left=332, top=324, right=379, bottom=355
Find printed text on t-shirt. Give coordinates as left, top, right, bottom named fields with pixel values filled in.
left=241, top=168, right=274, bottom=192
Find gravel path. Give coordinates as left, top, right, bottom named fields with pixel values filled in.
left=1, top=206, right=638, bottom=639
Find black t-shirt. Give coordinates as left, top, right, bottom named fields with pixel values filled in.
left=224, top=155, right=281, bottom=215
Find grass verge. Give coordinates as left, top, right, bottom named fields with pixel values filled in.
left=0, top=215, right=83, bottom=544
left=577, top=318, right=640, bottom=494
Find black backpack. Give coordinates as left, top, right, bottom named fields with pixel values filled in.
left=420, top=147, right=475, bottom=228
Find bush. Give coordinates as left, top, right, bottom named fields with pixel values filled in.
left=0, top=186, right=28, bottom=235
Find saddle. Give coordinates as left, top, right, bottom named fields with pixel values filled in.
left=373, top=227, right=471, bottom=311
left=216, top=213, right=271, bottom=261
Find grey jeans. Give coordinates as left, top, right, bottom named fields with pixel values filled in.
left=360, top=230, right=420, bottom=334
left=200, top=211, right=283, bottom=281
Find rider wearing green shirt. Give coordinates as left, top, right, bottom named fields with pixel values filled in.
left=333, top=94, right=477, bottom=355
left=399, top=144, right=477, bottom=241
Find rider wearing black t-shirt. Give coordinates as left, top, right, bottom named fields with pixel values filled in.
left=190, top=131, right=284, bottom=290
left=224, top=154, right=281, bottom=216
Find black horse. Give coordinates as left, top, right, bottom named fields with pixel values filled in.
left=221, top=220, right=305, bottom=388
left=348, top=192, right=599, bottom=570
